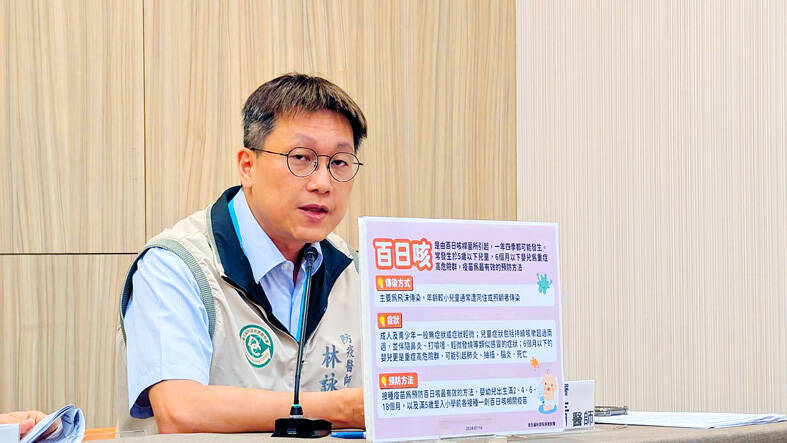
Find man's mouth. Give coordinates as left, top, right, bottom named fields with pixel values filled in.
left=299, top=204, right=329, bottom=222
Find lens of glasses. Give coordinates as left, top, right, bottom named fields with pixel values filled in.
left=328, top=152, right=360, bottom=182
left=286, top=147, right=360, bottom=182
left=286, top=147, right=318, bottom=176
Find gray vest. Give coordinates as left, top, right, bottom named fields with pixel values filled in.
left=115, top=191, right=362, bottom=434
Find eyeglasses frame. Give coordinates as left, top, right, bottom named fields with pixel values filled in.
left=247, top=146, right=364, bottom=182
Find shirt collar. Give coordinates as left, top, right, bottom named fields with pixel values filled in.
left=229, top=188, right=323, bottom=284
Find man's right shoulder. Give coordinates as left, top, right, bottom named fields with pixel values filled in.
left=156, top=207, right=211, bottom=240
left=133, top=247, right=199, bottom=291
left=144, top=207, right=214, bottom=254
left=127, top=205, right=221, bottom=301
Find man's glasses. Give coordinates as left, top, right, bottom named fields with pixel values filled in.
left=249, top=147, right=363, bottom=182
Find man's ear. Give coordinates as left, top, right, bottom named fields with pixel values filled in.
left=237, top=148, right=255, bottom=187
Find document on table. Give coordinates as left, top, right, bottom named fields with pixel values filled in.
left=595, top=411, right=787, bottom=428
left=20, top=404, right=85, bottom=443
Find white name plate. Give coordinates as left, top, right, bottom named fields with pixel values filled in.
left=563, top=380, right=595, bottom=430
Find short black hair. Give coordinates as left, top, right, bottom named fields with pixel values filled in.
left=243, top=73, right=368, bottom=152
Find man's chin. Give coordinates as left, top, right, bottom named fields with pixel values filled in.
left=294, top=227, right=333, bottom=245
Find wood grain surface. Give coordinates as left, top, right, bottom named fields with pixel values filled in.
left=517, top=0, right=787, bottom=413
left=1, top=0, right=145, bottom=253
left=0, top=254, right=134, bottom=428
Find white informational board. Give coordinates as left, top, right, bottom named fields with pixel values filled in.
left=359, top=217, right=565, bottom=441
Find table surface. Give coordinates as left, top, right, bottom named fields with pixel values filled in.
left=111, top=422, right=787, bottom=442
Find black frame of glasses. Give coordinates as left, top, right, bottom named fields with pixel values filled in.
left=248, top=147, right=363, bottom=182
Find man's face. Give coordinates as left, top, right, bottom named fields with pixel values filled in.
left=240, top=110, right=356, bottom=258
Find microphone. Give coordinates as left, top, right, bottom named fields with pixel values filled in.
left=273, top=245, right=332, bottom=438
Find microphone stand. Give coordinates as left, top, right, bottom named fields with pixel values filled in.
left=273, top=247, right=332, bottom=438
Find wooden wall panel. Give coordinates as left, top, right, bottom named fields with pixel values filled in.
left=1, top=0, right=145, bottom=253
left=144, top=0, right=517, bottom=250
left=1, top=2, right=8, bottom=226
left=143, top=0, right=240, bottom=240
left=407, top=0, right=517, bottom=221
left=0, top=255, right=134, bottom=428
left=517, top=0, right=787, bottom=413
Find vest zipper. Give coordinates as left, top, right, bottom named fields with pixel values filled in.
left=221, top=275, right=331, bottom=349
left=224, top=275, right=337, bottom=382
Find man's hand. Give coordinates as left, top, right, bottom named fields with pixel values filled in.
left=328, top=387, right=364, bottom=429
left=0, top=410, right=58, bottom=439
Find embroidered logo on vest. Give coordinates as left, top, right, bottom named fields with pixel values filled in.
left=240, top=325, right=273, bottom=368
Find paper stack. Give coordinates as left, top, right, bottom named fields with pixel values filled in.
left=20, top=404, right=84, bottom=443
left=595, top=411, right=787, bottom=429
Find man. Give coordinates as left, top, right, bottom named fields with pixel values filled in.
left=117, top=74, right=367, bottom=434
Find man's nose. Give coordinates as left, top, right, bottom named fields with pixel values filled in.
left=306, top=159, right=332, bottom=192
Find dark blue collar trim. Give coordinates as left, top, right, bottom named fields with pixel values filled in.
left=306, top=238, right=352, bottom=341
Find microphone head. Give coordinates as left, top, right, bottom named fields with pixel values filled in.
left=304, top=246, right=318, bottom=264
